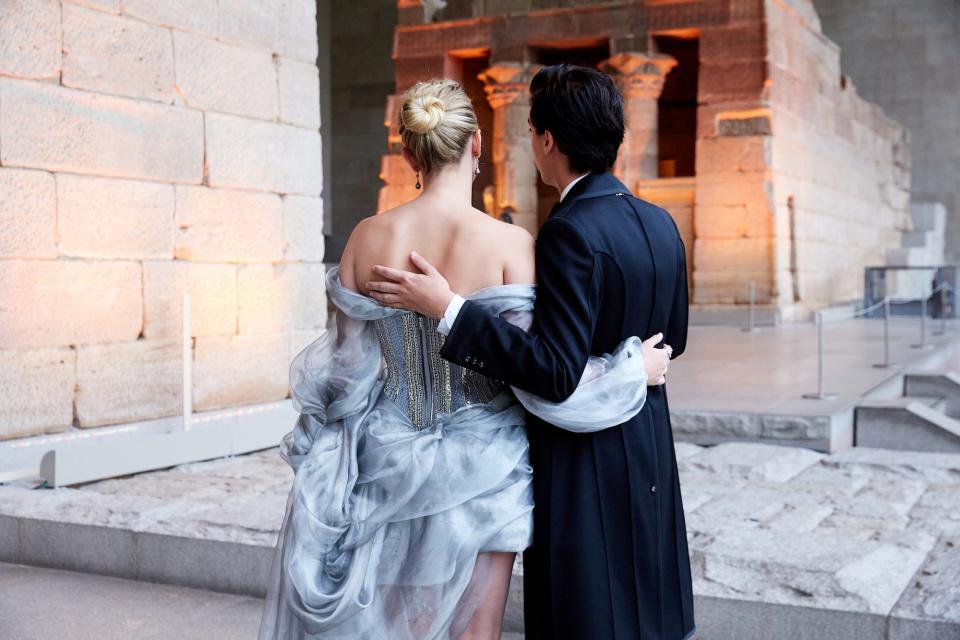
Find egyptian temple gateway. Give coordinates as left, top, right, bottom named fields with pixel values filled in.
left=376, top=0, right=913, bottom=322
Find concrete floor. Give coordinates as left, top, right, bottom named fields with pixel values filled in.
left=0, top=561, right=265, bottom=640
left=0, top=562, right=524, bottom=640
left=669, top=318, right=959, bottom=417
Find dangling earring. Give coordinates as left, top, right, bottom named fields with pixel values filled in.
left=415, top=171, right=421, bottom=190
left=474, top=157, right=480, bottom=176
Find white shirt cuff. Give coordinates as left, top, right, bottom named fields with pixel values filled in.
left=437, top=294, right=466, bottom=336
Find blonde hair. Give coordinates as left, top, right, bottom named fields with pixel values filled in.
left=399, top=79, right=478, bottom=174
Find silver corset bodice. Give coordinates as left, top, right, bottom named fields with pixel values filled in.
left=373, top=313, right=504, bottom=430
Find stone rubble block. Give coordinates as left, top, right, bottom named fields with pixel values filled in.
left=823, top=447, right=960, bottom=484
left=672, top=411, right=762, bottom=438
left=698, top=528, right=928, bottom=615
left=62, top=4, right=175, bottom=103
left=890, top=537, right=960, bottom=631
left=0, top=259, right=142, bottom=350
left=0, top=168, right=57, bottom=259
left=56, top=174, right=175, bottom=260
left=205, top=112, right=323, bottom=196
left=0, top=77, right=203, bottom=183
left=0, top=0, right=61, bottom=79
left=121, top=0, right=217, bottom=36
left=75, top=339, right=182, bottom=428
left=0, top=347, right=75, bottom=440
left=172, top=31, right=278, bottom=120
left=680, top=442, right=824, bottom=483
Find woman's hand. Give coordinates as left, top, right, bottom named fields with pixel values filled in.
left=641, top=333, right=672, bottom=386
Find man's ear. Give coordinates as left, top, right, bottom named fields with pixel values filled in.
left=543, top=129, right=555, bottom=155
left=401, top=147, right=419, bottom=173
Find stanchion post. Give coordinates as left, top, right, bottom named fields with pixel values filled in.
left=743, top=281, right=757, bottom=332
left=912, top=295, right=929, bottom=349
left=873, top=296, right=898, bottom=368
left=182, top=291, right=193, bottom=432
left=934, top=284, right=948, bottom=336
left=803, top=311, right=837, bottom=400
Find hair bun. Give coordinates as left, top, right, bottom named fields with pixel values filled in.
left=403, top=95, right=446, bottom=134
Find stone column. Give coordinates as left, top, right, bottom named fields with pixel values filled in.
left=479, top=63, right=541, bottom=234
left=599, top=52, right=677, bottom=192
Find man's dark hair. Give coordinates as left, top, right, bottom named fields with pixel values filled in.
left=529, top=64, right=625, bottom=174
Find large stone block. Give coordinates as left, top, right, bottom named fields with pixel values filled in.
left=0, top=259, right=142, bottom=349
left=122, top=0, right=217, bottom=36
left=218, top=0, right=278, bottom=50
left=279, top=0, right=319, bottom=62
left=694, top=203, right=773, bottom=240
left=282, top=195, right=325, bottom=261
left=174, top=186, right=284, bottom=262
left=62, top=4, right=175, bottom=103
left=172, top=31, right=277, bottom=120
left=142, top=261, right=238, bottom=340
left=0, top=347, right=75, bottom=440
left=205, top=113, right=323, bottom=196
left=237, top=263, right=328, bottom=334
left=56, top=174, right=174, bottom=259
left=75, top=340, right=182, bottom=427
left=696, top=136, right=770, bottom=175
left=692, top=269, right=774, bottom=304
left=0, top=168, right=57, bottom=258
left=0, top=77, right=203, bottom=183
left=193, top=333, right=289, bottom=410
left=694, top=237, right=773, bottom=272
left=0, top=0, right=61, bottom=79
left=278, top=57, right=321, bottom=129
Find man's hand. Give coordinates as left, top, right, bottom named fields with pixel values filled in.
left=367, top=252, right=454, bottom=319
left=642, top=333, right=672, bottom=386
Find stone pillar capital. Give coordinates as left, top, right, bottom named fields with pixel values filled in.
left=599, top=52, right=677, bottom=99
left=479, top=63, right=543, bottom=110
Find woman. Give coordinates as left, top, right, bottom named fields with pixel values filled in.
left=257, top=79, right=670, bottom=640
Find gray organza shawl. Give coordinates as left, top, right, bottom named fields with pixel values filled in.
left=257, top=267, right=648, bottom=639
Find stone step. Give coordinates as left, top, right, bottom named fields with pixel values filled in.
left=911, top=202, right=947, bottom=234
left=855, top=396, right=960, bottom=453
left=905, top=372, right=960, bottom=418
left=886, top=246, right=939, bottom=267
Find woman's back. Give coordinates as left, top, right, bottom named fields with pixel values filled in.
left=340, top=200, right=534, bottom=295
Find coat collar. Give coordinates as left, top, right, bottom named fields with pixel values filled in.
left=548, top=171, right=632, bottom=219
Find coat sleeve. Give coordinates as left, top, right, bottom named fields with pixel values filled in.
left=665, top=234, right=689, bottom=358
left=440, top=217, right=600, bottom=403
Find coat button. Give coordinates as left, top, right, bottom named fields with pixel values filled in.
left=650, top=483, right=657, bottom=495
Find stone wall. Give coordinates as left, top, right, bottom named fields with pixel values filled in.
left=814, top=0, right=960, bottom=265
left=765, top=0, right=910, bottom=311
left=0, top=0, right=324, bottom=440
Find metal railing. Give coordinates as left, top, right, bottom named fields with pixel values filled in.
left=802, top=282, right=955, bottom=401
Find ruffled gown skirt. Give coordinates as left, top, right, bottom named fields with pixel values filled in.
left=257, top=388, right=533, bottom=640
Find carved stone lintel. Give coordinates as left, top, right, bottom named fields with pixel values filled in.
left=599, top=52, right=678, bottom=99
left=479, top=63, right=543, bottom=110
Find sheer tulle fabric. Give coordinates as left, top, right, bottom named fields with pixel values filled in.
left=257, top=268, right=648, bottom=639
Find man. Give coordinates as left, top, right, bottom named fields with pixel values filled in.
left=368, top=64, right=694, bottom=639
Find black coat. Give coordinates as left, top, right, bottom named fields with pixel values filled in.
left=441, top=171, right=695, bottom=639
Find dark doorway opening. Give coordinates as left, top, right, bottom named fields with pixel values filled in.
left=653, top=34, right=699, bottom=178
left=447, top=51, right=495, bottom=213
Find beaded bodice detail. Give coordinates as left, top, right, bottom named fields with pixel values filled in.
left=373, top=313, right=504, bottom=430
